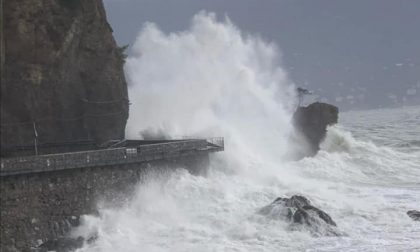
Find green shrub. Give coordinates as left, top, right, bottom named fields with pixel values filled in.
left=117, top=45, right=129, bottom=63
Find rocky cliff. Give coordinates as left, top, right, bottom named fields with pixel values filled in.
left=1, top=0, right=128, bottom=149
left=292, top=102, right=338, bottom=157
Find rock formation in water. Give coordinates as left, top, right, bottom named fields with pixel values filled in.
left=1, top=0, right=129, bottom=150
left=407, top=210, right=420, bottom=221
left=259, top=195, right=339, bottom=236
left=37, top=233, right=97, bottom=252
left=38, top=236, right=84, bottom=252
left=292, top=102, right=338, bottom=157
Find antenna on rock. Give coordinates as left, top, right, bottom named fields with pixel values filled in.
left=297, top=87, right=312, bottom=107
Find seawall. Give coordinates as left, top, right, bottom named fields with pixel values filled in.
left=0, top=139, right=223, bottom=251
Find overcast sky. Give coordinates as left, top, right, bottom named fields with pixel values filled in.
left=104, top=0, right=420, bottom=110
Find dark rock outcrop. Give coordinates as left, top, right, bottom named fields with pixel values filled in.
left=407, top=210, right=420, bottom=221
left=38, top=236, right=84, bottom=252
left=292, top=102, right=338, bottom=157
left=37, top=233, right=97, bottom=252
left=1, top=0, right=129, bottom=149
left=259, top=195, right=339, bottom=236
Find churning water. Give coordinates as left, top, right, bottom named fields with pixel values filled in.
left=75, top=13, right=420, bottom=251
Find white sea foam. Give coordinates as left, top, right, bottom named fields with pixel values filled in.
left=75, top=12, right=420, bottom=252
left=124, top=11, right=297, bottom=172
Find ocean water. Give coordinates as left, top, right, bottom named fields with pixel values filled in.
left=74, top=106, right=420, bottom=252
left=75, top=13, right=420, bottom=252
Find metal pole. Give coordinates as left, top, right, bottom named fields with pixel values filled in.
left=0, top=0, right=4, bottom=78
left=33, top=122, right=38, bottom=155
left=298, top=94, right=303, bottom=107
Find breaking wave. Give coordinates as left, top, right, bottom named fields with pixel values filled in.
left=74, top=12, right=420, bottom=252
left=124, top=11, right=297, bottom=171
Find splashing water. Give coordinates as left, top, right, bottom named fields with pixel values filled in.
left=75, top=12, right=420, bottom=252
left=124, top=12, right=297, bottom=170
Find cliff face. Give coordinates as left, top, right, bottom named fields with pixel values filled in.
left=293, top=102, right=338, bottom=157
left=1, top=0, right=128, bottom=148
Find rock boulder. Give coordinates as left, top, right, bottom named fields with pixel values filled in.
left=259, top=195, right=339, bottom=236
left=407, top=210, right=420, bottom=221
left=292, top=102, right=338, bottom=157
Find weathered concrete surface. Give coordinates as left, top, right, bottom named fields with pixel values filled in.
left=292, top=102, right=338, bottom=157
left=1, top=0, right=128, bottom=147
left=0, top=154, right=210, bottom=251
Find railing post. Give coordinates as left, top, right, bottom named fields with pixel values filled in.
left=1, top=138, right=224, bottom=176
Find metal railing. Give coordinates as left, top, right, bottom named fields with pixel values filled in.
left=0, top=138, right=224, bottom=176
left=206, top=137, right=224, bottom=149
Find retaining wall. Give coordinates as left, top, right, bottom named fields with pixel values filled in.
left=0, top=151, right=211, bottom=251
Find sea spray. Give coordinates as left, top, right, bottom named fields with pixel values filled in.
left=74, top=11, right=420, bottom=251
left=125, top=12, right=297, bottom=172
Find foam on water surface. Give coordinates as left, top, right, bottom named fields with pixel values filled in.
left=75, top=12, right=420, bottom=252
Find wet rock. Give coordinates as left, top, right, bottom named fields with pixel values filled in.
left=38, top=236, right=84, bottom=252
left=86, top=233, right=99, bottom=244
left=292, top=102, right=338, bottom=157
left=407, top=210, right=420, bottom=221
left=36, top=233, right=97, bottom=252
left=259, top=195, right=339, bottom=236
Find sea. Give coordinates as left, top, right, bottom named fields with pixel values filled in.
left=75, top=12, right=420, bottom=252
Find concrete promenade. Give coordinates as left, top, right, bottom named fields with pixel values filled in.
left=1, top=138, right=224, bottom=176
left=0, top=137, right=224, bottom=251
